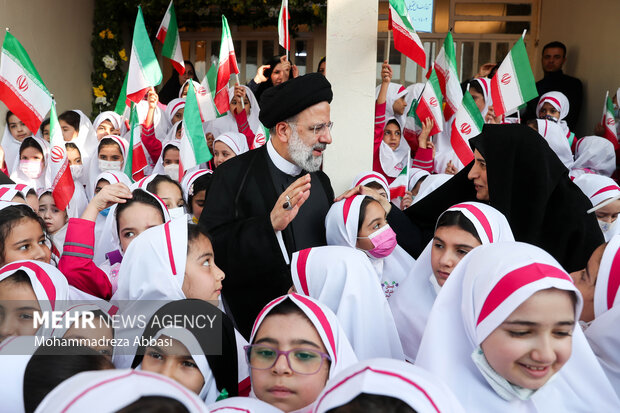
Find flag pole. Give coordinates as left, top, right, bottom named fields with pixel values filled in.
left=386, top=30, right=391, bottom=63
left=235, top=73, right=244, bottom=109
left=602, top=90, right=609, bottom=124
left=521, top=29, right=527, bottom=39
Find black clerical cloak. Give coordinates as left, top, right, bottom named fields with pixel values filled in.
left=200, top=146, right=333, bottom=338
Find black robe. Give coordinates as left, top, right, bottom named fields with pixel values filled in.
left=200, top=146, right=333, bottom=338
left=405, top=124, right=603, bottom=273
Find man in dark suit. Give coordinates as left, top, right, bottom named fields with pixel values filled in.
left=200, top=73, right=334, bottom=338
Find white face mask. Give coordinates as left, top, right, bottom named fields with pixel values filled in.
left=70, top=164, right=84, bottom=180
left=471, top=346, right=537, bottom=401
left=168, top=207, right=185, bottom=219
left=98, top=159, right=122, bottom=172
left=19, top=159, right=43, bottom=179
left=598, top=219, right=617, bottom=235
left=164, top=164, right=180, bottom=181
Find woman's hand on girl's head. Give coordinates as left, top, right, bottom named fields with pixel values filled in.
left=254, top=65, right=270, bottom=84
left=359, top=186, right=392, bottom=215
left=81, top=183, right=132, bottom=221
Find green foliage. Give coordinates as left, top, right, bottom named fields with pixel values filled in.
left=91, top=0, right=326, bottom=117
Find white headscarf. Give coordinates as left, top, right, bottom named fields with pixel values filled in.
left=165, top=98, right=186, bottom=125
left=391, top=202, right=514, bottom=362
left=92, top=111, right=123, bottom=137
left=0, top=184, right=25, bottom=202
left=210, top=85, right=267, bottom=149
left=249, top=294, right=358, bottom=386
left=152, top=140, right=182, bottom=176
left=312, top=358, right=466, bottom=413
left=325, top=195, right=415, bottom=297
left=0, top=335, right=40, bottom=413
left=165, top=119, right=183, bottom=142
left=585, top=235, right=620, bottom=397
left=408, top=167, right=431, bottom=191
left=536, top=91, right=571, bottom=136
left=350, top=170, right=389, bottom=196
left=375, top=82, right=408, bottom=127
left=213, top=132, right=249, bottom=156
left=209, top=397, right=283, bottom=412
left=63, top=110, right=100, bottom=172
left=181, top=169, right=213, bottom=203
left=473, top=78, right=492, bottom=117
left=33, top=369, right=210, bottom=413
left=378, top=117, right=410, bottom=178
left=416, top=241, right=620, bottom=412
left=291, top=246, right=405, bottom=361
left=573, top=174, right=620, bottom=240
left=1, top=123, right=32, bottom=174
left=536, top=119, right=574, bottom=169
left=86, top=135, right=129, bottom=197
left=572, top=136, right=616, bottom=177
left=9, top=135, right=51, bottom=193
left=411, top=174, right=452, bottom=205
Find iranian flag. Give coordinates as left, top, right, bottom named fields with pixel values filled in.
left=197, top=64, right=223, bottom=123
left=180, top=81, right=212, bottom=176
left=388, top=0, right=426, bottom=68
left=126, top=6, right=163, bottom=105
left=434, top=32, right=462, bottom=120
left=490, top=36, right=537, bottom=117
left=214, top=15, right=240, bottom=115
left=123, top=104, right=148, bottom=182
left=156, top=0, right=185, bottom=75
left=388, top=153, right=410, bottom=207
left=0, top=31, right=52, bottom=132
left=602, top=91, right=619, bottom=149
left=415, top=67, right=443, bottom=135
left=114, top=72, right=129, bottom=116
left=48, top=104, right=74, bottom=211
left=451, top=91, right=485, bottom=166
left=278, top=0, right=290, bottom=51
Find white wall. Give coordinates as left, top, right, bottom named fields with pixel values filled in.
left=0, top=0, right=94, bottom=129
left=323, top=0, right=377, bottom=195
left=537, top=0, right=620, bottom=136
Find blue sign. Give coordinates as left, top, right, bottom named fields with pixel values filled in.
left=405, top=0, right=434, bottom=33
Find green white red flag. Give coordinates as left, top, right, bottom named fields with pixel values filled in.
left=434, top=32, right=462, bottom=120
left=388, top=0, right=426, bottom=68
left=214, top=15, right=240, bottom=114
left=114, top=72, right=129, bottom=116
left=490, top=36, right=537, bottom=117
left=451, top=90, right=485, bottom=166
left=49, top=103, right=74, bottom=210
left=602, top=92, right=619, bottom=149
left=180, top=81, right=212, bottom=176
left=126, top=6, right=163, bottom=105
left=388, top=153, right=410, bottom=206
left=157, top=0, right=185, bottom=75
left=197, top=64, right=223, bottom=123
left=123, top=104, right=149, bottom=182
left=416, top=67, right=443, bottom=135
left=278, top=0, right=290, bottom=51
left=0, top=31, right=52, bottom=132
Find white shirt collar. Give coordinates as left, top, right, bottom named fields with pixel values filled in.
left=266, top=139, right=302, bottom=176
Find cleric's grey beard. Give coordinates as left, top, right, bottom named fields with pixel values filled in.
left=288, top=127, right=326, bottom=172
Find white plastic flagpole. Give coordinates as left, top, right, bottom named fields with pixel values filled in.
left=235, top=73, right=244, bottom=109
left=602, top=90, right=609, bottom=123
left=386, top=30, right=391, bottom=63
left=521, top=29, right=527, bottom=39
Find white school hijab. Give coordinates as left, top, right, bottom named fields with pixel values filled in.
left=535, top=119, right=574, bottom=169
left=165, top=98, right=186, bottom=126
left=291, top=246, right=405, bottom=360
left=249, top=294, right=358, bottom=396
left=86, top=135, right=129, bottom=198
left=311, top=358, right=466, bottom=413
left=571, top=136, right=616, bottom=177
left=213, top=132, right=249, bottom=157
left=411, top=174, right=452, bottom=205
left=0, top=335, right=40, bottom=413
left=181, top=168, right=212, bottom=204
left=350, top=170, right=389, bottom=196
left=415, top=241, right=620, bottom=412
left=10, top=135, right=51, bottom=193
left=375, top=82, right=408, bottom=127
left=209, top=397, right=284, bottom=412
left=584, top=235, right=620, bottom=397
left=1, top=124, right=30, bottom=174
left=93, top=111, right=123, bottom=137
left=152, top=140, right=182, bottom=177
left=210, top=85, right=267, bottom=149
left=325, top=195, right=415, bottom=298
left=536, top=91, right=571, bottom=137
left=34, top=369, right=210, bottom=413
left=379, top=117, right=410, bottom=178
left=573, top=174, right=620, bottom=240
left=391, top=202, right=514, bottom=362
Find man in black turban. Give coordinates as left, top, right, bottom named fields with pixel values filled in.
left=200, top=73, right=335, bottom=337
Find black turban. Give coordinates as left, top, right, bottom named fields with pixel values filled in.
left=258, top=73, right=333, bottom=128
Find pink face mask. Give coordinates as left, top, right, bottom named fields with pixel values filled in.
left=358, top=224, right=398, bottom=258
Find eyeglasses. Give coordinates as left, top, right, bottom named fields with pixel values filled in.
left=244, top=344, right=331, bottom=375
left=288, top=121, right=334, bottom=136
